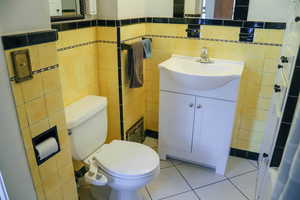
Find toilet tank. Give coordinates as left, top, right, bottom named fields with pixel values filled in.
left=65, top=96, right=108, bottom=161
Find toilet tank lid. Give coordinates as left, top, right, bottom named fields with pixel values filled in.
left=65, top=96, right=107, bottom=129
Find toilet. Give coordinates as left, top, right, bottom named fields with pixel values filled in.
left=65, top=96, right=160, bottom=200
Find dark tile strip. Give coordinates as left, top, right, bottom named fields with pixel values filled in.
left=2, top=30, right=58, bottom=50
left=116, top=27, right=125, bottom=140
left=10, top=64, right=59, bottom=82
left=50, top=18, right=286, bottom=32
left=230, top=148, right=259, bottom=161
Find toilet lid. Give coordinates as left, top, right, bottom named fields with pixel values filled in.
left=93, top=140, right=159, bottom=177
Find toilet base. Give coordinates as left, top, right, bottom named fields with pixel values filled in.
left=109, top=189, right=143, bottom=200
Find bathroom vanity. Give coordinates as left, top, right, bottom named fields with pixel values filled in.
left=158, top=55, right=244, bottom=175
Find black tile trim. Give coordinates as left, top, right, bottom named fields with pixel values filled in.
left=145, top=129, right=159, bottom=139
left=143, top=129, right=258, bottom=160
left=116, top=27, right=125, bottom=140
left=230, top=148, right=259, bottom=161
left=10, top=64, right=59, bottom=82
left=2, top=30, right=58, bottom=50
left=50, top=18, right=286, bottom=32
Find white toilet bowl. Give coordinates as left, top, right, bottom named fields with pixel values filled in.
left=85, top=140, right=160, bottom=200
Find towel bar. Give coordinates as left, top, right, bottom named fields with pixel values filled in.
left=121, top=37, right=152, bottom=50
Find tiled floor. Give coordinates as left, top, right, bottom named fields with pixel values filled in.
left=78, top=138, right=258, bottom=200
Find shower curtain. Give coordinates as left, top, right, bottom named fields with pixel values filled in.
left=272, top=97, right=300, bottom=200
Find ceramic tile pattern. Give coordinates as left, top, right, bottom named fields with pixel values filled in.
left=4, top=42, right=77, bottom=200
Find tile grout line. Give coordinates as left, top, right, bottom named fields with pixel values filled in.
left=227, top=178, right=251, bottom=200
left=172, top=164, right=201, bottom=200
left=145, top=185, right=153, bottom=200
left=225, top=169, right=258, bottom=179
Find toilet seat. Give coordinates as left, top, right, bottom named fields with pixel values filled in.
left=85, top=140, right=160, bottom=179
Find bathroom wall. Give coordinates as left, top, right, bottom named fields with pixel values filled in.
left=248, top=0, right=290, bottom=22
left=0, top=0, right=50, bottom=33
left=53, top=21, right=122, bottom=142
left=56, top=26, right=99, bottom=106
left=2, top=34, right=78, bottom=199
left=120, top=24, right=147, bottom=134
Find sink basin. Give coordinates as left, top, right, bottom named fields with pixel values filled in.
left=159, top=55, right=244, bottom=91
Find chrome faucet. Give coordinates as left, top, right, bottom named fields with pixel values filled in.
left=199, top=47, right=212, bottom=63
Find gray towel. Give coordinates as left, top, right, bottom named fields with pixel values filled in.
left=127, top=41, right=144, bottom=88
left=142, top=39, right=152, bottom=59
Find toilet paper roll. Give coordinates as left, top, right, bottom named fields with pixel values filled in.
left=35, top=137, right=59, bottom=160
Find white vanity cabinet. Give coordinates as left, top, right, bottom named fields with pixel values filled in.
left=158, top=55, right=244, bottom=175
left=159, top=91, right=236, bottom=175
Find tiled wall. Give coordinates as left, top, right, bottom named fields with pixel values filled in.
left=97, top=26, right=122, bottom=142
left=56, top=27, right=99, bottom=107
left=120, top=24, right=147, bottom=134
left=55, top=26, right=121, bottom=143
left=3, top=41, right=77, bottom=200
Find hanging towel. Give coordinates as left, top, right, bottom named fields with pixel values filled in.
left=127, top=41, right=144, bottom=88
left=272, top=97, right=300, bottom=200
left=142, top=39, right=152, bottom=59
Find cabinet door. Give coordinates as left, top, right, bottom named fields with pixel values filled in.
left=192, top=97, right=236, bottom=167
left=159, top=91, right=196, bottom=152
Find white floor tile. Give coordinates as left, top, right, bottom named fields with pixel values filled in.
left=230, top=171, right=257, bottom=200
left=169, top=159, right=183, bottom=166
left=225, top=156, right=257, bottom=178
left=160, top=159, right=173, bottom=169
left=162, top=191, right=199, bottom=200
left=248, top=160, right=258, bottom=168
left=147, top=167, right=191, bottom=200
left=195, top=180, right=248, bottom=200
left=176, top=163, right=226, bottom=189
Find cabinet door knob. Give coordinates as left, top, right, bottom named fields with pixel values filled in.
left=278, top=64, right=283, bottom=69
left=295, top=16, right=300, bottom=23
left=197, top=105, right=202, bottom=109
left=189, top=103, right=194, bottom=108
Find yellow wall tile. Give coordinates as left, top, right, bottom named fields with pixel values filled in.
left=45, top=90, right=64, bottom=116
left=38, top=42, right=59, bottom=68
left=29, top=119, right=50, bottom=138
left=201, top=25, right=240, bottom=41
left=97, top=27, right=117, bottom=41
left=21, top=74, right=44, bottom=102
left=25, top=97, right=48, bottom=125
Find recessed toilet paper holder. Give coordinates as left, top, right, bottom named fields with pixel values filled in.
left=32, top=126, right=61, bottom=166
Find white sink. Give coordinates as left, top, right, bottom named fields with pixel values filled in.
left=159, top=55, right=244, bottom=91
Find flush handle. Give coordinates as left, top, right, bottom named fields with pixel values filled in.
left=189, top=103, right=194, bottom=108
left=274, top=84, right=282, bottom=93
left=197, top=105, right=202, bottom=109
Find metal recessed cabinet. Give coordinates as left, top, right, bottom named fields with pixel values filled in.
left=159, top=91, right=236, bottom=175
